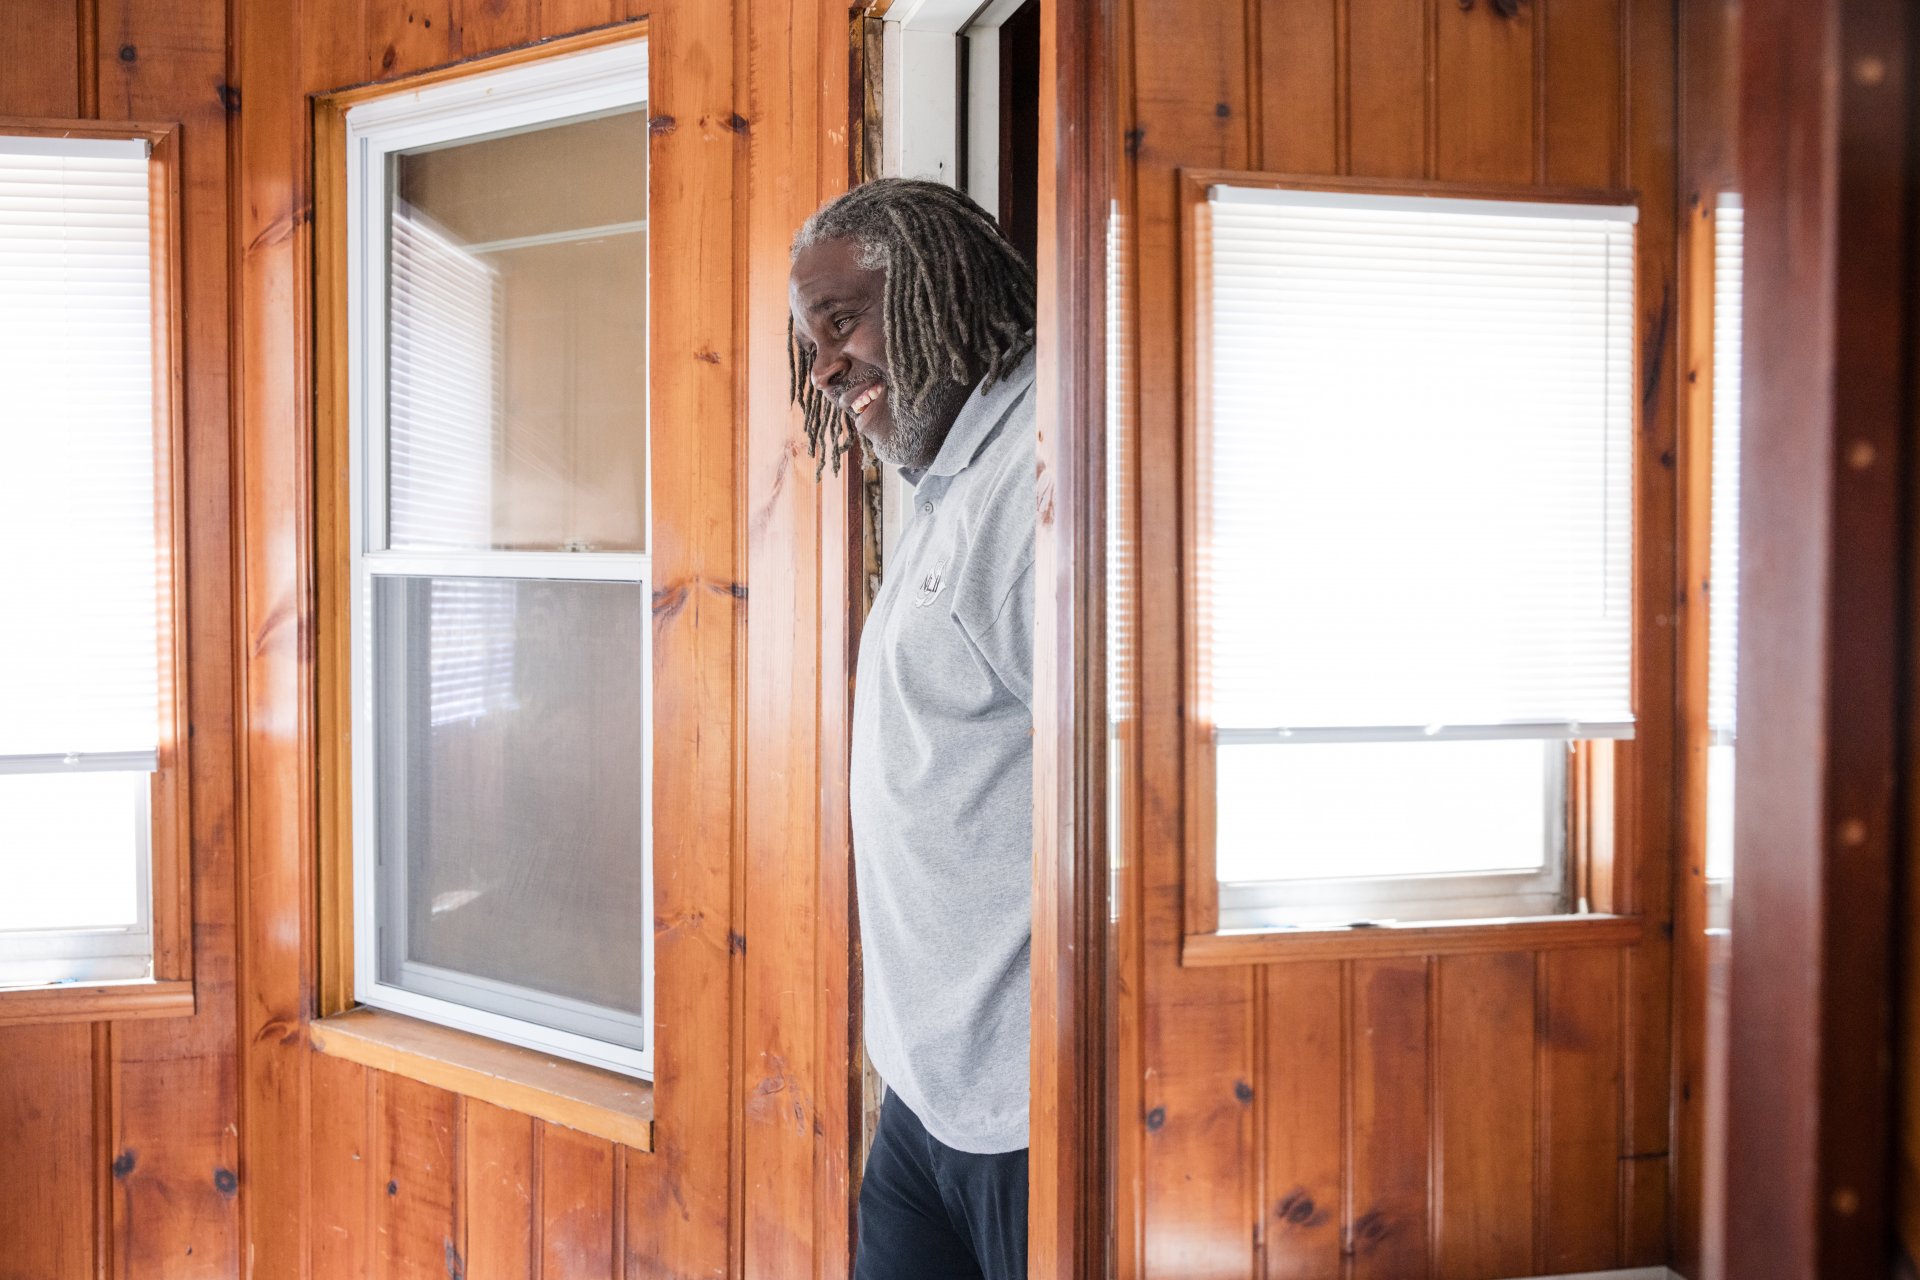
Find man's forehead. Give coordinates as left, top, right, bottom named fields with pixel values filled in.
left=791, top=240, right=883, bottom=306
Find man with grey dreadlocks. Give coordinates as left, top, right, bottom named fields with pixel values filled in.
left=790, top=178, right=1037, bottom=1280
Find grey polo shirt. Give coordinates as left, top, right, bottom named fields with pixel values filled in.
left=849, top=350, right=1036, bottom=1155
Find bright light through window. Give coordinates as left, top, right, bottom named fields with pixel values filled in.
left=1200, top=185, right=1636, bottom=924
left=0, top=134, right=159, bottom=985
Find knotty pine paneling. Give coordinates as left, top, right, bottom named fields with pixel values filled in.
left=1111, top=0, right=1682, bottom=1275
left=0, top=0, right=243, bottom=1276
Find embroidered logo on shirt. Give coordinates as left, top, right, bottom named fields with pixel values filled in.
left=913, top=568, right=946, bottom=607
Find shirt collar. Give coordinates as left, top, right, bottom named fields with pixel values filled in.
left=901, top=348, right=1036, bottom=485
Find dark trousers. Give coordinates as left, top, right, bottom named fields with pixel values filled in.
left=854, top=1091, right=1028, bottom=1280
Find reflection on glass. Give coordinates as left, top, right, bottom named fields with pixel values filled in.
left=373, top=575, right=647, bottom=1043
left=386, top=109, right=649, bottom=553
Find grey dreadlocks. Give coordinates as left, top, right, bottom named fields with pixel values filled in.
left=789, top=178, right=1036, bottom=476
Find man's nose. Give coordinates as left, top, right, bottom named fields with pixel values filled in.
left=809, top=343, right=849, bottom=394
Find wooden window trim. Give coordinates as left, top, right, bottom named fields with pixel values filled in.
left=0, top=117, right=193, bottom=1026
left=310, top=1007, right=653, bottom=1151
left=1174, top=167, right=1650, bottom=963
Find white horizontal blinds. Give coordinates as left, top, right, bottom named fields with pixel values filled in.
left=0, top=136, right=159, bottom=764
left=1708, top=195, right=1743, bottom=743
left=387, top=200, right=502, bottom=550
left=1203, top=185, right=1637, bottom=743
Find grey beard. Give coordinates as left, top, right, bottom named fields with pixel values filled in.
left=868, top=391, right=945, bottom=470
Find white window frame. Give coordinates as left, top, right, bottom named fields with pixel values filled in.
left=345, top=40, right=653, bottom=1078
left=0, top=134, right=163, bottom=990
left=1217, top=741, right=1572, bottom=931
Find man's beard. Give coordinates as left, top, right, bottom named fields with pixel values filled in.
left=866, top=386, right=945, bottom=469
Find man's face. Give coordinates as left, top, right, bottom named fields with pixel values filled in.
left=789, top=235, right=962, bottom=470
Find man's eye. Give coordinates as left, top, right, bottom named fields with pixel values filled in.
left=832, top=314, right=855, bottom=335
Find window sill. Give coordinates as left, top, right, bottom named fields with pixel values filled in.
left=0, top=979, right=195, bottom=1027
left=309, top=1007, right=653, bottom=1151
left=1181, top=912, right=1645, bottom=965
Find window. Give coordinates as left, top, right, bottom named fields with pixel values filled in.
left=1190, top=181, right=1637, bottom=930
left=0, top=131, right=186, bottom=991
left=1705, top=193, right=1742, bottom=928
left=346, top=43, right=652, bottom=1076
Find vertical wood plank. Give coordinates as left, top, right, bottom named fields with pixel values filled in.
left=233, top=0, right=318, bottom=1269
left=1539, top=0, right=1622, bottom=188
left=0, top=0, right=80, bottom=116
left=0, top=1024, right=97, bottom=1280
left=366, top=0, right=459, bottom=80
left=456, top=0, right=538, bottom=56
left=1256, top=0, right=1338, bottom=175
left=302, top=0, right=369, bottom=92
left=1431, top=0, right=1535, bottom=183
left=312, top=1054, right=375, bottom=1279
left=464, top=1102, right=534, bottom=1280
left=374, top=1073, right=459, bottom=1280
left=92, top=0, right=246, bottom=1276
left=1434, top=951, right=1536, bottom=1280
left=1621, top=1154, right=1669, bottom=1267
left=1259, top=963, right=1344, bottom=1280
left=539, top=1123, right=616, bottom=1279
left=1130, top=0, right=1255, bottom=1274
left=623, top=0, right=740, bottom=1274
left=1347, top=958, right=1430, bottom=1280
left=1344, top=0, right=1426, bottom=178
left=1537, top=948, right=1624, bottom=1274
left=539, top=0, right=622, bottom=38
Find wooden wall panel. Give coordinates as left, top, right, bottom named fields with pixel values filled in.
left=1435, top=953, right=1537, bottom=1280
left=1347, top=959, right=1431, bottom=1280
left=539, top=1124, right=618, bottom=1278
left=0, top=1024, right=97, bottom=1280
left=1112, top=0, right=1680, bottom=1276
left=1258, top=964, right=1344, bottom=1280
left=1344, top=0, right=1427, bottom=178
left=311, top=1053, right=376, bottom=1279
left=462, top=1102, right=535, bottom=1280
left=1432, top=0, right=1535, bottom=184
left=374, top=1074, right=460, bottom=1279
left=0, top=0, right=80, bottom=116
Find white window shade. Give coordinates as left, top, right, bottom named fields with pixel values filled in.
left=0, top=136, right=159, bottom=766
left=1201, top=186, right=1637, bottom=743
left=1708, top=195, right=1743, bottom=743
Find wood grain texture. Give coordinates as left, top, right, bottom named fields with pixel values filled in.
left=373, top=1073, right=459, bottom=1279
left=1728, top=0, right=1909, bottom=1275
left=1344, top=0, right=1427, bottom=178
left=1258, top=964, right=1343, bottom=1280
left=462, top=1101, right=535, bottom=1280
left=1256, top=0, right=1338, bottom=175
left=1347, top=959, right=1430, bottom=1280
left=312, top=1051, right=376, bottom=1278
left=1435, top=952, right=1537, bottom=1280
left=0, top=0, right=80, bottom=116
left=1538, top=948, right=1624, bottom=1275
left=1432, top=0, right=1534, bottom=183
left=539, top=1123, right=618, bottom=1278
left=0, top=1024, right=97, bottom=1280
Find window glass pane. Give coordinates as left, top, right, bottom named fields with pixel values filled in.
left=0, top=138, right=160, bottom=757
left=1217, top=740, right=1554, bottom=883
left=372, top=575, right=646, bottom=1045
left=0, top=772, right=147, bottom=931
left=386, top=109, right=648, bottom=553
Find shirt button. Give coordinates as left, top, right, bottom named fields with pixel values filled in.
left=920, top=501, right=934, bottom=515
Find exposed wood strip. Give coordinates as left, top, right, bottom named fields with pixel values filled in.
left=1434, top=952, right=1536, bottom=1280
left=311, top=1052, right=375, bottom=1277
left=1259, top=963, right=1344, bottom=1280
left=1539, top=948, right=1625, bottom=1274
left=1183, top=916, right=1644, bottom=966
left=538, top=1122, right=618, bottom=1278
left=1347, top=958, right=1431, bottom=1280
left=0, top=982, right=195, bottom=1028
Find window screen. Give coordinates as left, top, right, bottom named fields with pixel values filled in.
left=1199, top=185, right=1636, bottom=919
left=0, top=135, right=159, bottom=986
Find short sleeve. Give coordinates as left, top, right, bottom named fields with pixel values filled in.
left=964, top=558, right=1035, bottom=711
